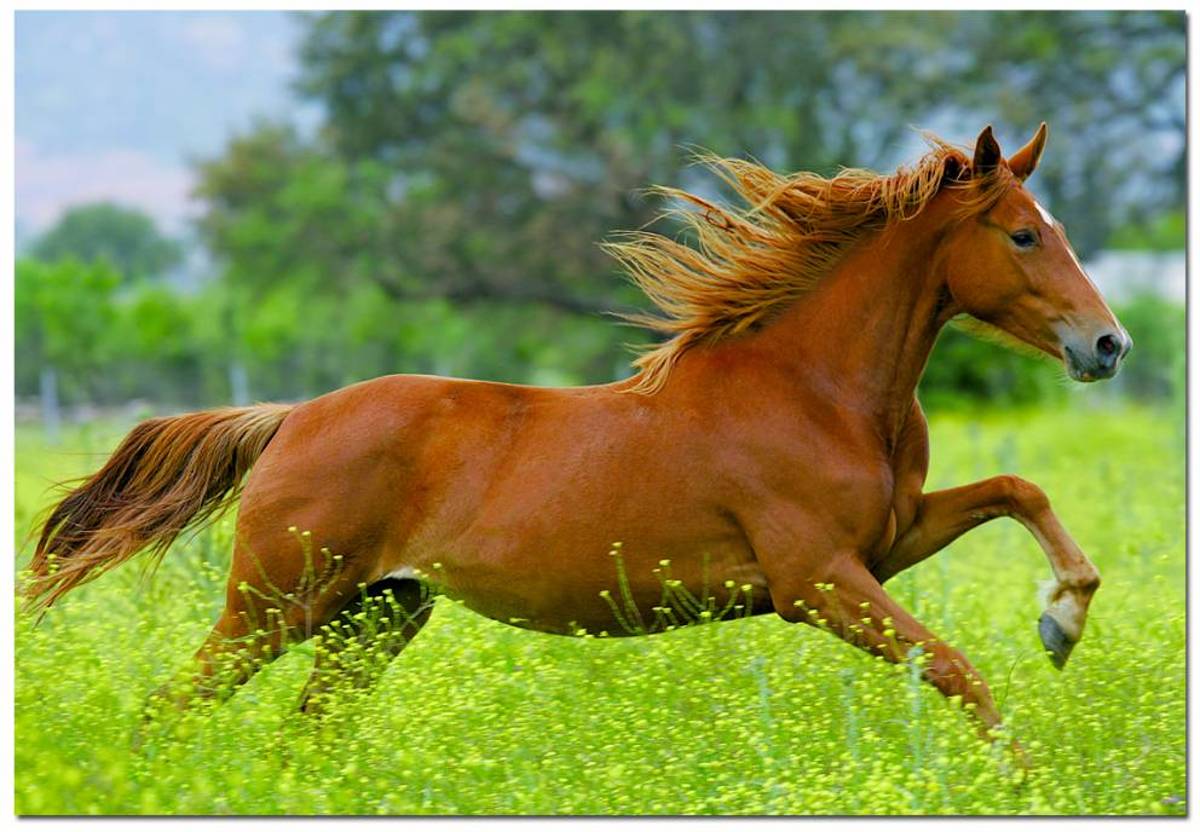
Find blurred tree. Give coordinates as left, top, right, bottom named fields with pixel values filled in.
left=1106, top=209, right=1185, bottom=251
left=287, top=11, right=970, bottom=316
left=948, top=11, right=1185, bottom=257
left=31, top=203, right=183, bottom=282
left=919, top=327, right=1066, bottom=412
left=15, top=258, right=119, bottom=439
left=106, top=283, right=206, bottom=405
left=194, top=123, right=391, bottom=300
left=1105, top=293, right=1185, bottom=402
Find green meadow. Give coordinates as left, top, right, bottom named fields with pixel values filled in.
left=14, top=405, right=1184, bottom=815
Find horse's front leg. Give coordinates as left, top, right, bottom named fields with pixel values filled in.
left=747, top=504, right=1023, bottom=760
left=767, top=550, right=1020, bottom=756
left=872, top=475, right=1101, bottom=669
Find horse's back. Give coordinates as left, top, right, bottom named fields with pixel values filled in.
left=239, top=372, right=565, bottom=522
left=236, top=372, right=641, bottom=569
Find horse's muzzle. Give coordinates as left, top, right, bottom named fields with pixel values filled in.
left=1063, top=330, right=1132, bottom=382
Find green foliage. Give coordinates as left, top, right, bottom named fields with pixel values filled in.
left=30, top=203, right=182, bottom=282
left=193, top=124, right=392, bottom=300
left=14, top=407, right=1184, bottom=814
left=104, top=285, right=208, bottom=406
left=1106, top=211, right=1185, bottom=251
left=15, top=258, right=120, bottom=401
left=920, top=326, right=1066, bottom=412
left=1107, top=293, right=1185, bottom=402
left=919, top=295, right=1184, bottom=411
left=15, top=258, right=119, bottom=367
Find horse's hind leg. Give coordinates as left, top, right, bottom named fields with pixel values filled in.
left=145, top=601, right=278, bottom=717
left=142, top=533, right=370, bottom=727
left=299, top=578, right=435, bottom=715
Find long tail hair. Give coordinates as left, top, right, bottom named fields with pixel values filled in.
left=24, top=403, right=293, bottom=613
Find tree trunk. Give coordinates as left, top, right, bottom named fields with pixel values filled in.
left=229, top=360, right=250, bottom=406
left=40, top=365, right=61, bottom=445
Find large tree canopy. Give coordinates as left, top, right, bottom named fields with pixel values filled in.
left=31, top=202, right=183, bottom=282
left=194, top=12, right=1184, bottom=318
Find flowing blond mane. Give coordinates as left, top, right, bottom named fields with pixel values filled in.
left=605, top=136, right=1015, bottom=394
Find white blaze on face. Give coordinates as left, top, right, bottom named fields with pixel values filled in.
left=1035, top=198, right=1088, bottom=274
left=1034, top=198, right=1056, bottom=228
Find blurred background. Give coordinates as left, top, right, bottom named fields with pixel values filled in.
left=14, top=11, right=1185, bottom=438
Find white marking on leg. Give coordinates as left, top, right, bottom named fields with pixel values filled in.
left=1037, top=578, right=1057, bottom=609
left=1044, top=589, right=1086, bottom=642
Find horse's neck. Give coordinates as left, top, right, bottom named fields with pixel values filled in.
left=743, top=222, right=954, bottom=445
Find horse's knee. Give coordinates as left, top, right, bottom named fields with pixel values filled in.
left=902, top=645, right=1000, bottom=732
left=773, top=595, right=808, bottom=624
left=924, top=646, right=982, bottom=688
left=769, top=579, right=820, bottom=623
left=996, top=474, right=1050, bottom=517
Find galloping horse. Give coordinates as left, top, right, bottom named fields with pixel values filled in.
left=26, top=124, right=1129, bottom=753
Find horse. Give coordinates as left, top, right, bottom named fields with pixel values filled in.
left=25, top=123, right=1129, bottom=759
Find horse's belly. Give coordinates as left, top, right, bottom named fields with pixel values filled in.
left=430, top=534, right=771, bottom=637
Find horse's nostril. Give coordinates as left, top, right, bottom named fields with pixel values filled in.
left=1096, top=334, right=1119, bottom=359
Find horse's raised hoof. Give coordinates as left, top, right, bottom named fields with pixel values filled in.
left=1038, top=612, right=1076, bottom=670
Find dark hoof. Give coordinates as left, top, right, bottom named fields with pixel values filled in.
left=1038, top=612, right=1076, bottom=670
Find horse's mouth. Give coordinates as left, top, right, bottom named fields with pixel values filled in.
left=1063, top=344, right=1119, bottom=382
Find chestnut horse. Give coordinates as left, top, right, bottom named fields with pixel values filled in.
left=26, top=123, right=1129, bottom=754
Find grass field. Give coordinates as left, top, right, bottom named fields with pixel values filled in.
left=13, top=404, right=1185, bottom=815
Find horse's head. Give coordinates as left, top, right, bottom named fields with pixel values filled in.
left=942, top=123, right=1131, bottom=381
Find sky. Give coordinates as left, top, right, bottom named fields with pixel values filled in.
left=15, top=11, right=319, bottom=245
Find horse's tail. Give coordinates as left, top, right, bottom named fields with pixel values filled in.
left=24, top=403, right=294, bottom=614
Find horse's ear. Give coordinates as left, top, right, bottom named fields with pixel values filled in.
left=1007, top=121, right=1048, bottom=181
left=942, top=154, right=966, bottom=181
left=972, top=125, right=1002, bottom=176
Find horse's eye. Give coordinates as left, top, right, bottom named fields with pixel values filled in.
left=1010, top=230, right=1038, bottom=249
